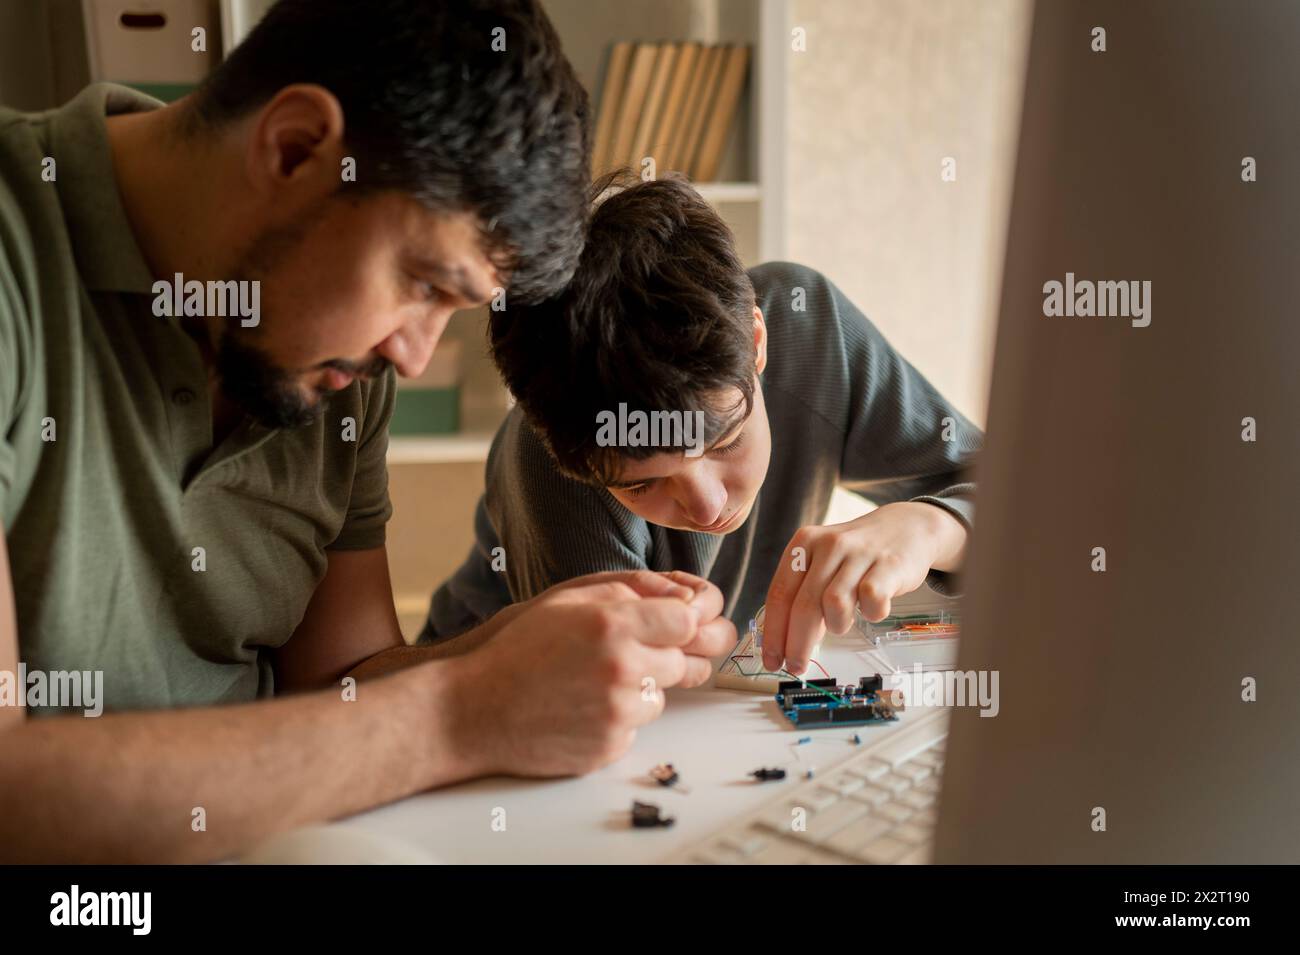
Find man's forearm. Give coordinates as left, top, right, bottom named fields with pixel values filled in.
left=0, top=658, right=474, bottom=863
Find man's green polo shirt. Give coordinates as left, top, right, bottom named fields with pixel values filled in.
left=0, top=84, right=395, bottom=713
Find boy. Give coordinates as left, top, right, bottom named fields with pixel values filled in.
left=424, top=176, right=981, bottom=675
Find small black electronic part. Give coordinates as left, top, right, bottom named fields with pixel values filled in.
left=631, top=800, right=675, bottom=828
left=649, top=763, right=680, bottom=787
left=749, top=767, right=786, bottom=782
left=777, top=677, right=840, bottom=693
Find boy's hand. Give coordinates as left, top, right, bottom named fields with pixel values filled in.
left=761, top=502, right=967, bottom=675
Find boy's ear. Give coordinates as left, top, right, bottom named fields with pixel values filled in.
left=753, top=306, right=768, bottom=374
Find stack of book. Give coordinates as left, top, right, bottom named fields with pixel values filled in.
left=591, top=41, right=751, bottom=181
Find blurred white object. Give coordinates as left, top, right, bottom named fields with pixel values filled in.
left=83, top=0, right=216, bottom=85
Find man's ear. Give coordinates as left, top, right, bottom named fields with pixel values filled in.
left=244, top=83, right=346, bottom=201
left=753, top=305, right=768, bottom=375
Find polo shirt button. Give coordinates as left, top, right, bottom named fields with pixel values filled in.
left=172, top=387, right=196, bottom=406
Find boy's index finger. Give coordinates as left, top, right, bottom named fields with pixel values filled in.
left=682, top=576, right=725, bottom=621
left=661, top=569, right=707, bottom=591
left=761, top=555, right=802, bottom=669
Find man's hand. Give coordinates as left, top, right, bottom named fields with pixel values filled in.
left=537, top=570, right=731, bottom=682
left=441, top=573, right=735, bottom=777
left=761, top=502, right=967, bottom=675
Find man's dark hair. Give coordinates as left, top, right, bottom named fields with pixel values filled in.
left=490, top=174, right=757, bottom=485
left=187, top=0, right=590, bottom=302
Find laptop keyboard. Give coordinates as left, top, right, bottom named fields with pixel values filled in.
left=675, top=707, right=950, bottom=864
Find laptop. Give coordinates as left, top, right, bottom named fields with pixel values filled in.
left=934, top=0, right=1300, bottom=864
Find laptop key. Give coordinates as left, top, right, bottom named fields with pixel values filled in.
left=749, top=838, right=818, bottom=865
left=849, top=784, right=891, bottom=807
left=846, top=759, right=891, bottom=782
left=826, top=814, right=892, bottom=854
left=720, top=828, right=769, bottom=857
left=876, top=773, right=912, bottom=795
left=857, top=835, right=911, bottom=864
left=692, top=845, right=745, bottom=864
left=758, top=803, right=805, bottom=834
left=802, top=788, right=841, bottom=813
left=877, top=802, right=913, bottom=824
left=799, top=800, right=869, bottom=844
left=826, top=775, right=865, bottom=797
left=891, top=823, right=931, bottom=845
left=895, top=762, right=933, bottom=783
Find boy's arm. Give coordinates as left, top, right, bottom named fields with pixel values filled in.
left=757, top=265, right=982, bottom=674
left=828, top=275, right=982, bottom=531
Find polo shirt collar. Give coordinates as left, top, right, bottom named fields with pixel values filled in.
left=46, top=83, right=162, bottom=295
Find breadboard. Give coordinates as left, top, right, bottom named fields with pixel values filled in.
left=715, top=625, right=822, bottom=693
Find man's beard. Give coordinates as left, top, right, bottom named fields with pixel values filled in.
left=212, top=207, right=355, bottom=430
left=215, top=335, right=392, bottom=430
left=215, top=334, right=324, bottom=429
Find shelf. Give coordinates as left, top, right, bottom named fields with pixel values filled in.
left=693, top=181, right=762, bottom=203
left=595, top=180, right=760, bottom=203
left=387, top=432, right=495, bottom=465
left=543, top=0, right=787, bottom=263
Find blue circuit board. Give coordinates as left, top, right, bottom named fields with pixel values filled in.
left=775, top=674, right=903, bottom=728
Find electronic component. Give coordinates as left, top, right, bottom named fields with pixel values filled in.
left=856, top=607, right=960, bottom=646
left=649, top=763, right=680, bottom=787
left=630, top=801, right=675, bottom=828
left=715, top=607, right=825, bottom=693
left=856, top=605, right=961, bottom=675
left=749, top=767, right=786, bottom=782
left=774, top=674, right=904, bottom=728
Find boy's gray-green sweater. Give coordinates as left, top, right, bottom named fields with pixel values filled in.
left=422, top=261, right=983, bottom=641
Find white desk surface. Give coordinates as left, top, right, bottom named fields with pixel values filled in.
left=336, top=591, right=958, bottom=864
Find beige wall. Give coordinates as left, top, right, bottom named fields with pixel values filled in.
left=784, top=0, right=1032, bottom=424
left=389, top=461, right=486, bottom=638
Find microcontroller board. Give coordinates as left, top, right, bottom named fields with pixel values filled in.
left=775, top=674, right=904, bottom=728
